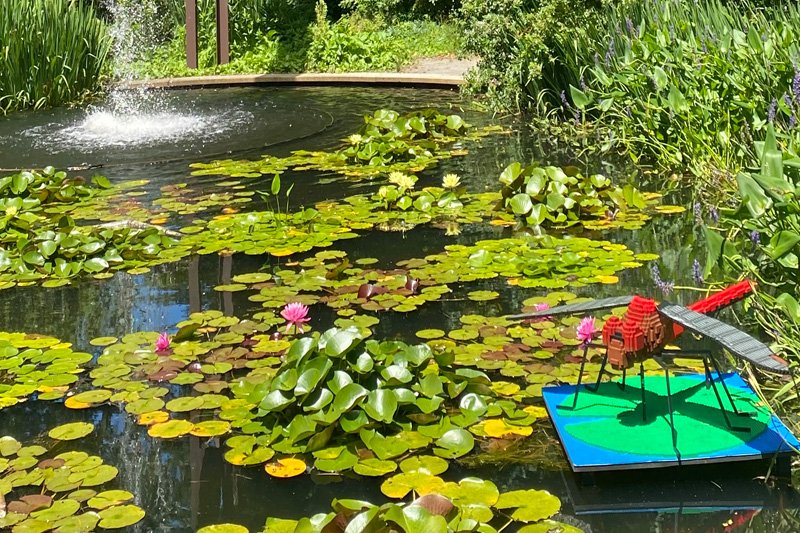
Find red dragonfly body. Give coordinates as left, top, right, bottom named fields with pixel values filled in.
left=600, top=280, right=755, bottom=369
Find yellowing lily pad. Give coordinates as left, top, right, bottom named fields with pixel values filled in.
left=97, top=504, right=146, bottom=529
left=48, top=422, right=94, bottom=441
left=147, top=419, right=194, bottom=439
left=89, top=337, right=118, bottom=347
left=265, top=458, right=306, bottom=478
left=190, top=421, right=232, bottom=437
left=482, top=419, right=533, bottom=438
left=197, top=524, right=250, bottom=533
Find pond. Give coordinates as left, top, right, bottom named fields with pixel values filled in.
left=0, top=86, right=796, bottom=533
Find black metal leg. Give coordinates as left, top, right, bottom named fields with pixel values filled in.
left=619, top=365, right=627, bottom=391
left=702, top=360, right=751, bottom=432
left=586, top=351, right=607, bottom=393
left=640, top=362, right=646, bottom=421
left=559, top=344, right=590, bottom=411
left=707, top=352, right=753, bottom=419
left=663, top=367, right=681, bottom=461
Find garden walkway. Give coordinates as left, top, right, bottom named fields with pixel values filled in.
left=124, top=56, right=477, bottom=90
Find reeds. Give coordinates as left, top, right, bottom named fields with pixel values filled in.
left=0, top=0, right=110, bottom=114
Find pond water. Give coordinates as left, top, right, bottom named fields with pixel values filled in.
left=0, top=86, right=797, bottom=533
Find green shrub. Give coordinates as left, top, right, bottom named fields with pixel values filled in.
left=0, top=0, right=110, bottom=114
left=459, top=0, right=603, bottom=111
left=340, top=0, right=459, bottom=20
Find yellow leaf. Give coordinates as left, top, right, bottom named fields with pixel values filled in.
left=137, top=411, right=169, bottom=426
left=64, top=397, right=92, bottom=410
left=489, top=219, right=515, bottom=227
left=265, top=458, right=306, bottom=478
left=269, top=249, right=295, bottom=257
left=149, top=217, right=169, bottom=224
left=506, top=278, right=520, bottom=286
left=483, top=419, right=533, bottom=438
left=595, top=275, right=619, bottom=284
left=522, top=406, right=548, bottom=419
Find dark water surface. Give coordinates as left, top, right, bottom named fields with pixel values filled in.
left=0, top=87, right=797, bottom=532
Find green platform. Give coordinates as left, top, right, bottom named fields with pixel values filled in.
left=542, top=372, right=799, bottom=471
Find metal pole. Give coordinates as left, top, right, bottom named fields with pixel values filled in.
left=215, top=0, right=230, bottom=65
left=185, top=0, right=198, bottom=69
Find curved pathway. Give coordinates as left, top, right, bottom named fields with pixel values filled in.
left=123, top=57, right=477, bottom=90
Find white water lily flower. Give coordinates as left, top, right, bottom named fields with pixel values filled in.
left=442, top=173, right=461, bottom=189
left=347, top=134, right=363, bottom=144
left=388, top=172, right=416, bottom=189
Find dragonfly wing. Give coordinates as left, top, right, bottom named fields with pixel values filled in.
left=658, top=303, right=789, bottom=374
left=507, top=295, right=633, bottom=319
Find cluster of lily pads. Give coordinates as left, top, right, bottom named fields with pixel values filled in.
left=0, top=332, right=92, bottom=410
left=0, top=168, right=180, bottom=289
left=254, top=479, right=577, bottom=533
left=0, top=427, right=145, bottom=531
left=189, top=108, right=502, bottom=180
left=496, top=162, right=683, bottom=230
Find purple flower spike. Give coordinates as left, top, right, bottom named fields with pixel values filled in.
left=793, top=67, right=800, bottom=104
left=750, top=230, right=761, bottom=245
left=768, top=98, right=777, bottom=122
left=692, top=259, right=704, bottom=286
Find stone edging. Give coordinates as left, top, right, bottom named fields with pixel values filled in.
left=121, top=72, right=465, bottom=90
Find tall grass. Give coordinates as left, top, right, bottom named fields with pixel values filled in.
left=0, top=0, right=110, bottom=114
left=545, top=0, right=800, bottom=181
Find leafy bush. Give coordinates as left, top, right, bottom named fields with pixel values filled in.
left=706, top=125, right=800, bottom=360
left=0, top=0, right=110, bottom=113
left=459, top=0, right=603, bottom=111
left=340, top=0, right=459, bottom=21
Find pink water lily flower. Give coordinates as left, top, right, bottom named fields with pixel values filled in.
left=576, top=316, right=597, bottom=345
left=155, top=332, right=171, bottom=353
left=533, top=303, right=550, bottom=312
left=281, top=302, right=311, bottom=334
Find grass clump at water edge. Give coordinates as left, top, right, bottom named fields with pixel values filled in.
left=0, top=0, right=110, bottom=114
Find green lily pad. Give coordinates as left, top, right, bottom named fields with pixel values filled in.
left=96, top=504, right=146, bottom=529
left=48, top=422, right=94, bottom=441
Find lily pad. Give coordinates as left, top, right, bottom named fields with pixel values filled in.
left=48, top=422, right=94, bottom=441
left=96, top=504, right=146, bottom=529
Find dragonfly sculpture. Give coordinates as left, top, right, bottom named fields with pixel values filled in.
left=508, top=280, right=792, bottom=452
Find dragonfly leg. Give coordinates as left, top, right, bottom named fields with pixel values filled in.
left=663, top=366, right=681, bottom=462
left=559, top=343, right=590, bottom=412
left=707, top=352, right=754, bottom=419
left=586, top=349, right=607, bottom=393
left=640, top=361, right=646, bottom=421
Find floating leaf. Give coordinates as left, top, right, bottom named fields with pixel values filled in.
left=96, top=504, right=146, bottom=529
left=48, top=422, right=94, bottom=441
left=265, top=458, right=306, bottom=478
left=147, top=420, right=194, bottom=439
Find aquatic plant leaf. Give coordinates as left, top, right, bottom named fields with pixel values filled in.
left=398, top=456, right=448, bottom=476
left=190, top=421, right=232, bottom=437
left=48, top=423, right=93, bottom=441
left=380, top=473, right=446, bottom=499
left=96, top=504, right=145, bottom=529
left=517, top=521, right=583, bottom=533
left=196, top=524, right=250, bottom=533
left=353, top=458, right=398, bottom=476
left=50, top=512, right=100, bottom=533
left=433, top=429, right=474, bottom=458
left=495, top=490, right=561, bottom=522
left=147, top=420, right=194, bottom=439
left=265, top=458, right=306, bottom=478
left=0, top=436, right=21, bottom=456
left=87, top=490, right=134, bottom=510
